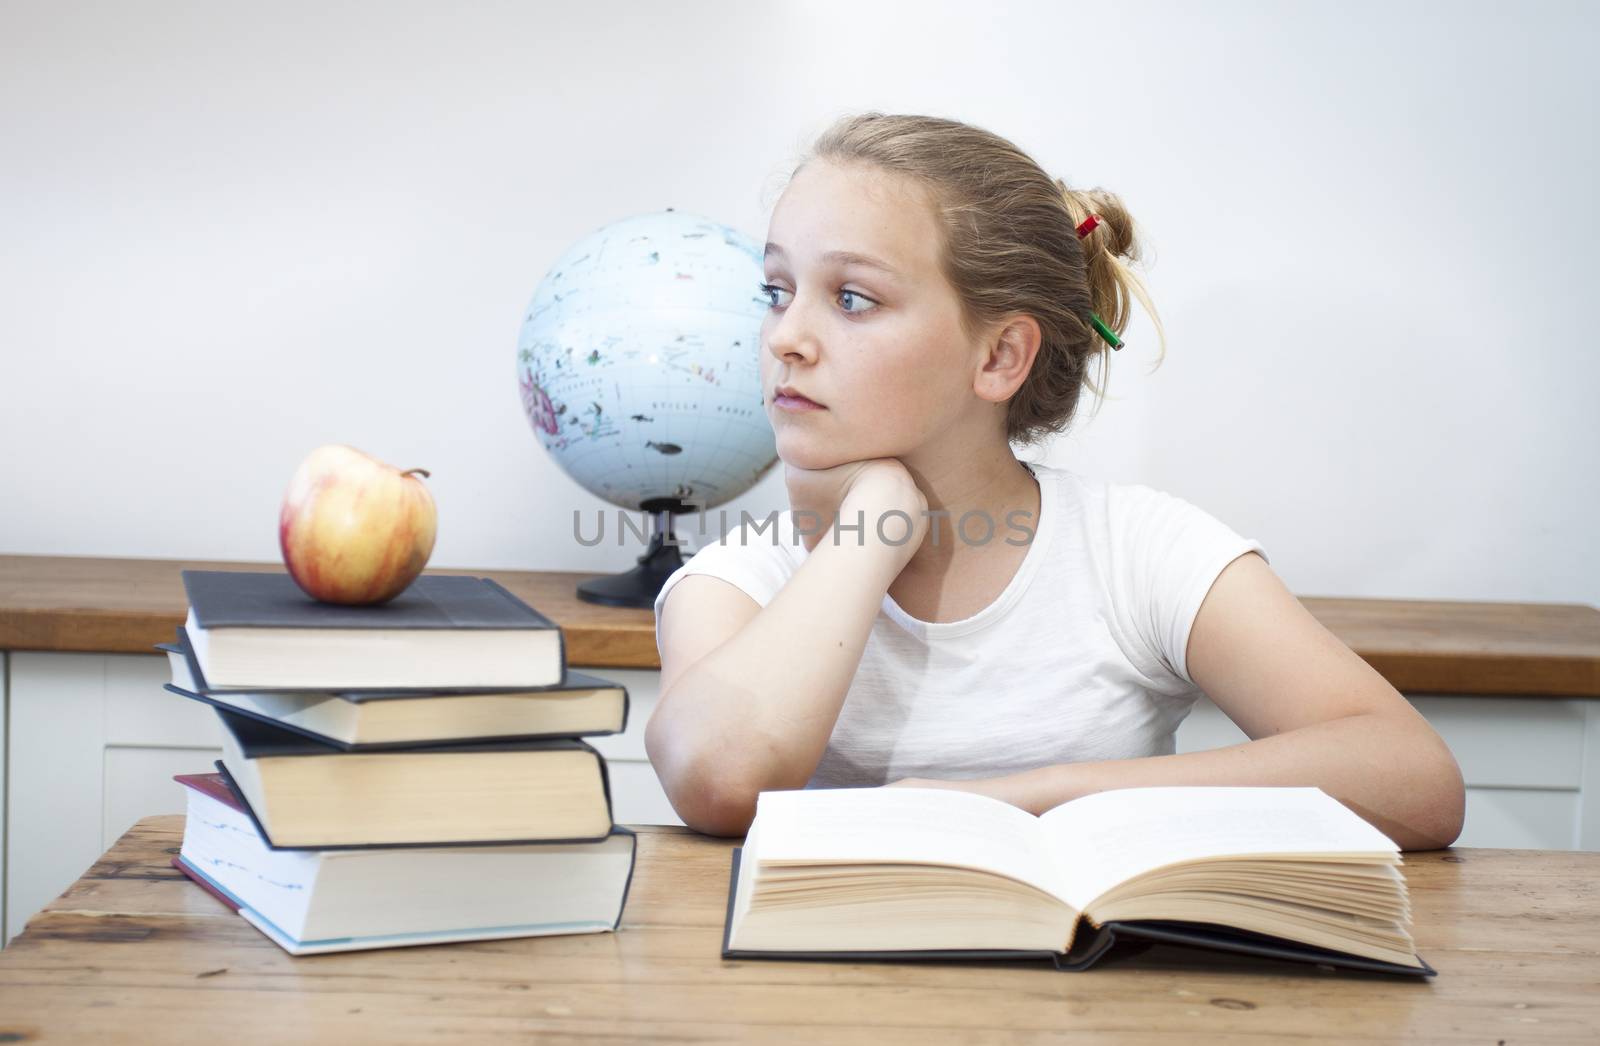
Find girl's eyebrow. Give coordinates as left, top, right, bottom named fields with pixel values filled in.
left=763, top=243, right=902, bottom=278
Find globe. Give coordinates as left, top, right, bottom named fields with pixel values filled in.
left=516, top=209, right=780, bottom=607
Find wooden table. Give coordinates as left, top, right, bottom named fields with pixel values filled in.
left=0, top=818, right=1596, bottom=1043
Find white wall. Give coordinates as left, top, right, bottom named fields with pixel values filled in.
left=2, top=0, right=1595, bottom=605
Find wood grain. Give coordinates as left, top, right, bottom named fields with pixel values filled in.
left=0, top=554, right=659, bottom=668
left=0, top=816, right=1596, bottom=1043
left=1300, top=595, right=1600, bottom=697
left=1, top=554, right=1597, bottom=693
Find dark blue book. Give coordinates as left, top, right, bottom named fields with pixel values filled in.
left=180, top=569, right=566, bottom=690
left=158, top=626, right=628, bottom=749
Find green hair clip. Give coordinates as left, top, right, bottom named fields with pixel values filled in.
left=1089, top=312, right=1123, bottom=351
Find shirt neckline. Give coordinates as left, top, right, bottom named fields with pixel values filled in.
left=880, top=461, right=1056, bottom=640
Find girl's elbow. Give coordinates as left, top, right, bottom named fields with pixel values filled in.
left=663, top=770, right=758, bottom=838
left=683, top=786, right=758, bottom=838
left=1406, top=746, right=1466, bottom=851
left=645, top=722, right=758, bottom=838
left=1431, top=752, right=1467, bottom=849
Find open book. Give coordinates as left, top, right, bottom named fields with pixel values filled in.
left=723, top=786, right=1434, bottom=977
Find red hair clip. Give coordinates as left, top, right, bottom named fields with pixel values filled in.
left=1075, top=214, right=1101, bottom=239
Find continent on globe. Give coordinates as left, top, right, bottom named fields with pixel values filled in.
left=515, top=210, right=779, bottom=513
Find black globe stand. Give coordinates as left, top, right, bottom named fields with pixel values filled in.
left=576, top=499, right=692, bottom=609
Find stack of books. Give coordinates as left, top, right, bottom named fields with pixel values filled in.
left=157, top=568, right=637, bottom=956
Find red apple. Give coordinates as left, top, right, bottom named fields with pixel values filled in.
left=278, top=444, right=438, bottom=605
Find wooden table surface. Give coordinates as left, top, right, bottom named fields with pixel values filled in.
left=3, top=554, right=1599, bottom=694
left=0, top=818, right=1596, bottom=1043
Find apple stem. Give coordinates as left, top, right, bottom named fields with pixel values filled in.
left=403, top=468, right=431, bottom=479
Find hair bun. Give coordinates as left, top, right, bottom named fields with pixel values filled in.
left=1057, top=180, right=1138, bottom=261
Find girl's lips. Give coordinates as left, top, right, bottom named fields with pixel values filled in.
left=774, top=393, right=825, bottom=411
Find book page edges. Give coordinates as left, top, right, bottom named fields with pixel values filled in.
left=723, top=846, right=1091, bottom=964
left=196, top=622, right=562, bottom=690
left=722, top=849, right=1432, bottom=976
left=730, top=817, right=1082, bottom=955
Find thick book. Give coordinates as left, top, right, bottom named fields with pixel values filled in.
left=721, top=786, right=1435, bottom=977
left=173, top=772, right=636, bottom=956
left=180, top=569, right=565, bottom=690
left=159, top=627, right=628, bottom=749
left=213, top=706, right=614, bottom=848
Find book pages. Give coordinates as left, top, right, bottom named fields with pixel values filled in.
left=1038, top=787, right=1399, bottom=911
left=749, top=787, right=1064, bottom=899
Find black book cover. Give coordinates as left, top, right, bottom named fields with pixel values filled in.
left=159, top=629, right=630, bottom=750
left=719, top=848, right=1436, bottom=978
left=167, top=681, right=627, bottom=752
left=182, top=569, right=561, bottom=631
left=213, top=703, right=612, bottom=760
left=163, top=626, right=625, bottom=703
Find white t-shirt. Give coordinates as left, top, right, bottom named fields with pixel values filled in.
left=651, top=462, right=1268, bottom=789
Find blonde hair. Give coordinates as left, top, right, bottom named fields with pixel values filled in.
left=789, top=111, right=1166, bottom=446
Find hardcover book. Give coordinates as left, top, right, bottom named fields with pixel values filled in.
left=174, top=772, right=636, bottom=956
left=212, top=706, right=615, bottom=848
left=159, top=627, right=628, bottom=749
left=720, top=785, right=1435, bottom=977
left=180, top=569, right=565, bottom=690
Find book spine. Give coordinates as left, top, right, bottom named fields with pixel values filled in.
left=171, top=854, right=242, bottom=913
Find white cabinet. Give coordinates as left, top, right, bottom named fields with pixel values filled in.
left=1176, top=694, right=1600, bottom=850
left=1, top=651, right=678, bottom=946
left=3, top=651, right=1599, bottom=946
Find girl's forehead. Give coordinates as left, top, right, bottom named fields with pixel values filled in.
left=780, top=161, right=930, bottom=223
left=768, top=165, right=939, bottom=277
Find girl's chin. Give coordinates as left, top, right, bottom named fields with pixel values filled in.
left=777, top=444, right=843, bottom=471
left=775, top=428, right=902, bottom=472
left=779, top=448, right=874, bottom=472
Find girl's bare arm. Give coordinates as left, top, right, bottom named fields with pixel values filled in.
left=899, top=552, right=1467, bottom=851
left=646, top=462, right=927, bottom=836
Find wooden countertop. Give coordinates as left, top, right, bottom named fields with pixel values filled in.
left=0, top=554, right=659, bottom=669
left=3, top=817, right=1599, bottom=1042
left=1, top=554, right=1597, bottom=695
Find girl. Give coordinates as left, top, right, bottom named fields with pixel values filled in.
left=645, top=112, right=1465, bottom=848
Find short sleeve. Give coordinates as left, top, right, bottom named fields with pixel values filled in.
left=651, top=517, right=801, bottom=655
left=1105, top=483, right=1269, bottom=689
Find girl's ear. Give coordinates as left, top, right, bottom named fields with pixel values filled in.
left=974, top=315, right=1042, bottom=404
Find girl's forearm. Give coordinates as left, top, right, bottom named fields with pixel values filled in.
left=647, top=533, right=902, bottom=834
left=988, top=712, right=1466, bottom=850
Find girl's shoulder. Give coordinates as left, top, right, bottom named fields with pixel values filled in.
left=1032, top=461, right=1246, bottom=548
left=1031, top=461, right=1268, bottom=685
left=651, top=511, right=804, bottom=622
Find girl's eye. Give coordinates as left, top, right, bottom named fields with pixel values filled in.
left=757, top=282, right=790, bottom=309
left=757, top=283, right=875, bottom=314
left=837, top=289, right=872, bottom=313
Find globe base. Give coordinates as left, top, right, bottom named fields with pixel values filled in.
left=577, top=528, right=687, bottom=609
